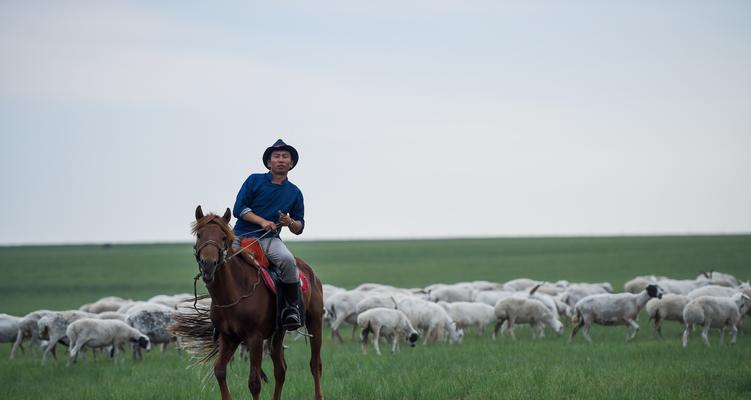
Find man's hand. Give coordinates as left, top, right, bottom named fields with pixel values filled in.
left=278, top=211, right=294, bottom=227
left=261, top=219, right=278, bottom=232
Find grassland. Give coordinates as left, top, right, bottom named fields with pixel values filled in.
left=1, top=235, right=750, bottom=399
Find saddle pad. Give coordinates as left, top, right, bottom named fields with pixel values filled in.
left=241, top=239, right=309, bottom=295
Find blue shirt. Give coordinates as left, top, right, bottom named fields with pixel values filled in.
left=232, top=172, right=305, bottom=238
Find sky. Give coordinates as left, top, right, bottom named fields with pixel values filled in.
left=1, top=1, right=750, bottom=245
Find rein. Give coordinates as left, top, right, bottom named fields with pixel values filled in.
left=192, top=225, right=279, bottom=313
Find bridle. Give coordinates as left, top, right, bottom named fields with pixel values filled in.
left=193, top=239, right=229, bottom=270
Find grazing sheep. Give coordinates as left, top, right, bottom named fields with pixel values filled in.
left=645, top=294, right=690, bottom=338
left=493, top=296, right=564, bottom=340
left=681, top=293, right=750, bottom=347
left=125, top=307, right=176, bottom=359
left=396, top=297, right=464, bottom=345
left=10, top=310, right=56, bottom=359
left=357, top=308, right=419, bottom=355
left=38, top=311, right=96, bottom=364
left=502, top=278, right=539, bottom=292
left=325, top=290, right=369, bottom=342
left=473, top=290, right=514, bottom=307
left=67, top=318, right=150, bottom=363
left=0, top=314, right=22, bottom=345
left=623, top=275, right=661, bottom=294
left=655, top=278, right=709, bottom=295
left=696, top=270, right=739, bottom=288
left=355, top=294, right=399, bottom=314
left=427, top=284, right=475, bottom=303
left=570, top=284, right=664, bottom=343
left=438, top=301, right=496, bottom=336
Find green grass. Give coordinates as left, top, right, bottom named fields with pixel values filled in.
left=1, top=235, right=750, bottom=399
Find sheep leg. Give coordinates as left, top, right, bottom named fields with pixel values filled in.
left=360, top=326, right=370, bottom=354
left=682, top=323, right=690, bottom=347
left=423, top=325, right=434, bottom=345
left=41, top=334, right=62, bottom=364
left=10, top=330, right=26, bottom=359
left=391, top=335, right=398, bottom=354
left=350, top=323, right=357, bottom=341
left=701, top=324, right=711, bottom=346
left=492, top=319, right=505, bottom=341
left=625, top=319, right=640, bottom=342
left=372, top=326, right=382, bottom=356
left=269, top=331, right=287, bottom=400
left=582, top=322, right=593, bottom=344
left=719, top=328, right=725, bottom=345
left=507, top=319, right=517, bottom=340
left=729, top=325, right=738, bottom=344
left=653, top=313, right=663, bottom=338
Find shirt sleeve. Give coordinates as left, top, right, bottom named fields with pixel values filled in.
left=232, top=175, right=255, bottom=219
left=290, top=190, right=305, bottom=232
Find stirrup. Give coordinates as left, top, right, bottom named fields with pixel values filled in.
left=281, top=307, right=302, bottom=331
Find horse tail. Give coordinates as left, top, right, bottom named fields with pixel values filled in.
left=169, top=303, right=218, bottom=363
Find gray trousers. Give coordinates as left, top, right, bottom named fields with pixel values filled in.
left=234, top=236, right=299, bottom=284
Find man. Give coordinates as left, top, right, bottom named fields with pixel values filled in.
left=232, top=139, right=305, bottom=331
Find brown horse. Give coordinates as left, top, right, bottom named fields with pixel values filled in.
left=175, top=206, right=324, bottom=400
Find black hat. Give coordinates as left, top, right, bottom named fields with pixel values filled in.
left=262, top=139, right=299, bottom=170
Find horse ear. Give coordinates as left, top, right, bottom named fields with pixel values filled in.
left=195, top=205, right=204, bottom=221
left=222, top=208, right=231, bottom=223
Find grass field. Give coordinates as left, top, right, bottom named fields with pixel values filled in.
left=1, top=235, right=750, bottom=399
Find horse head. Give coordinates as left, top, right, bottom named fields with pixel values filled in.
left=193, top=205, right=233, bottom=284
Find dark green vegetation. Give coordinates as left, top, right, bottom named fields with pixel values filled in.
left=2, top=235, right=750, bottom=399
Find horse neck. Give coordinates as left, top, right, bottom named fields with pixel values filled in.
left=207, top=257, right=265, bottom=304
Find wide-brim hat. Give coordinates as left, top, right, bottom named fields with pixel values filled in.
left=262, top=139, right=299, bottom=170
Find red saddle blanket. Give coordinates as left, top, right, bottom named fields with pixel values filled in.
left=241, top=239, right=309, bottom=295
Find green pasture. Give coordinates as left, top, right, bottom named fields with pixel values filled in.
left=1, top=235, right=750, bottom=399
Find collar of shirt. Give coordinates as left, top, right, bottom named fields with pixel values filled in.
left=265, top=171, right=288, bottom=186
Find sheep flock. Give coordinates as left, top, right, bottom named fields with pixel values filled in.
left=1, top=271, right=749, bottom=364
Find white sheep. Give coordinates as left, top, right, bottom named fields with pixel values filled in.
left=37, top=310, right=96, bottom=364
left=324, top=290, right=369, bottom=342
left=10, top=310, right=56, bottom=359
left=396, top=297, right=464, bottom=345
left=357, top=308, right=419, bottom=355
left=473, top=290, right=514, bottom=307
left=67, top=318, right=151, bottom=363
left=681, top=293, right=750, bottom=347
left=355, top=294, right=399, bottom=314
left=502, top=278, right=539, bottom=292
left=0, top=314, right=22, bottom=345
left=645, top=294, right=690, bottom=338
left=427, top=284, right=475, bottom=303
left=683, top=293, right=751, bottom=347
left=570, top=284, right=664, bottom=343
left=623, top=275, right=661, bottom=294
left=696, top=270, right=739, bottom=288
left=493, top=296, right=564, bottom=340
left=438, top=301, right=495, bottom=336
left=559, top=284, right=611, bottom=311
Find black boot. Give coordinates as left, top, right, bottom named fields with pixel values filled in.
left=280, top=281, right=304, bottom=331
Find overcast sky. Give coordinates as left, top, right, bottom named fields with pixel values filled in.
left=1, top=1, right=750, bottom=245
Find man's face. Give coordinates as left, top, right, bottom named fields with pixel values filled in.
left=268, top=150, right=294, bottom=172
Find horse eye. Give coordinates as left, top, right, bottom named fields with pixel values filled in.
left=197, top=234, right=201, bottom=239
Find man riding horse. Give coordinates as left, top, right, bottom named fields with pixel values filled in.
left=232, top=139, right=305, bottom=331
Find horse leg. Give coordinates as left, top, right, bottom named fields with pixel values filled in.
left=270, top=331, right=287, bottom=400
left=214, top=335, right=240, bottom=400
left=307, top=310, right=324, bottom=400
left=247, top=336, right=265, bottom=400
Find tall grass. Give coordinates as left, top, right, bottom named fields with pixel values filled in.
left=1, top=235, right=750, bottom=399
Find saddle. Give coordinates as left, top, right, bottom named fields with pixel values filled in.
left=240, top=239, right=309, bottom=330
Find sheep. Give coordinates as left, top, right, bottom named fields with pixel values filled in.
left=10, top=310, right=56, bottom=359
left=559, top=284, right=611, bottom=311
left=80, top=296, right=131, bottom=314
left=66, top=318, right=150, bottom=363
left=473, top=290, right=514, bottom=307
left=147, top=293, right=193, bottom=309
left=493, top=296, right=564, bottom=340
left=696, top=270, right=739, bottom=288
left=324, top=290, right=369, bottom=342
left=355, top=294, right=399, bottom=314
left=655, top=278, right=709, bottom=295
left=682, top=293, right=750, bottom=347
left=645, top=294, right=691, bottom=338
left=437, top=301, right=495, bottom=336
left=687, top=285, right=751, bottom=302
left=502, top=278, right=538, bottom=292
left=396, top=297, right=464, bottom=345
left=623, top=275, right=661, bottom=294
left=427, top=284, right=475, bottom=303
left=0, top=314, right=22, bottom=345
left=357, top=308, right=419, bottom=355
left=570, top=284, right=664, bottom=343
left=37, top=310, right=96, bottom=364
left=125, top=307, right=176, bottom=359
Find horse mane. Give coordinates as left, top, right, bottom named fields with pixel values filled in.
left=191, top=214, right=236, bottom=242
